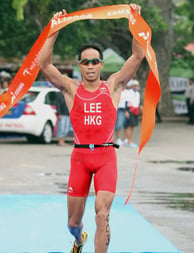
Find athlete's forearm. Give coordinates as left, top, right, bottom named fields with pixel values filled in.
left=111, top=45, right=144, bottom=87
left=132, top=37, right=145, bottom=61
left=38, top=31, right=59, bottom=70
left=38, top=31, right=69, bottom=91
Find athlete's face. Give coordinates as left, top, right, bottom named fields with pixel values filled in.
left=78, top=48, right=104, bottom=82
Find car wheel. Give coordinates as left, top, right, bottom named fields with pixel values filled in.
left=39, top=121, right=53, bottom=144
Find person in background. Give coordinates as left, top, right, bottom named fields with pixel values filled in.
left=185, top=77, right=194, bottom=124
left=56, top=91, right=71, bottom=146
left=123, top=79, right=141, bottom=148
left=115, top=86, right=128, bottom=145
left=155, top=104, right=162, bottom=123
left=0, top=77, right=10, bottom=95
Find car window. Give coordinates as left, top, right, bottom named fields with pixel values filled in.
left=21, top=91, right=39, bottom=103
left=45, top=91, right=57, bottom=106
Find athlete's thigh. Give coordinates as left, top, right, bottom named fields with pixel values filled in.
left=67, top=149, right=92, bottom=197
left=94, top=149, right=117, bottom=194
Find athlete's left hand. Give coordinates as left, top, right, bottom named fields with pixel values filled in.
left=130, top=4, right=141, bottom=15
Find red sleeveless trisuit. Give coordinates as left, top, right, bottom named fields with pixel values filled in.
left=67, top=81, right=118, bottom=197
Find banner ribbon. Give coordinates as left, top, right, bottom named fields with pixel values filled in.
left=0, top=4, right=161, bottom=203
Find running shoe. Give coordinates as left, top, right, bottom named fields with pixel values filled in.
left=116, top=138, right=123, bottom=145
left=70, top=231, right=88, bottom=253
left=124, top=142, right=138, bottom=148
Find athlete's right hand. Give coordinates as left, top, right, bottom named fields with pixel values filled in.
left=53, top=9, right=67, bottom=19
left=51, top=9, right=67, bottom=36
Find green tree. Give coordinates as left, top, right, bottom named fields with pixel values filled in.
left=172, top=0, right=194, bottom=72
left=0, top=0, right=40, bottom=58
left=2, top=0, right=168, bottom=59
left=1, top=0, right=174, bottom=115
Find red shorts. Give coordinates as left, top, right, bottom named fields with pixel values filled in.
left=67, top=147, right=117, bottom=197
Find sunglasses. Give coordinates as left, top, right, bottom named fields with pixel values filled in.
left=78, top=58, right=103, bottom=65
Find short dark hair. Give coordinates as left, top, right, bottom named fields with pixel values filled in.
left=78, top=44, right=103, bottom=60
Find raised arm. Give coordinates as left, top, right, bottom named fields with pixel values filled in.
left=107, top=4, right=145, bottom=88
left=38, top=11, right=77, bottom=96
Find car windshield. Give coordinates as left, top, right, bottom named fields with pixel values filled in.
left=21, top=91, right=39, bottom=103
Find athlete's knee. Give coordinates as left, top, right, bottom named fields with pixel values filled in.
left=95, top=209, right=109, bottom=229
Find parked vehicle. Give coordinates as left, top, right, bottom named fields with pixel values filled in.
left=0, top=83, right=59, bottom=144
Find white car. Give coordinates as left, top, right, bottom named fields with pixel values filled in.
left=0, top=83, right=59, bottom=144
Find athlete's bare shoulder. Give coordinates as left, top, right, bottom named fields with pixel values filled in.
left=59, top=76, right=80, bottom=112
left=58, top=74, right=78, bottom=93
left=106, top=73, right=124, bottom=93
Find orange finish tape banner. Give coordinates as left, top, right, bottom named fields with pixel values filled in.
left=0, top=5, right=161, bottom=202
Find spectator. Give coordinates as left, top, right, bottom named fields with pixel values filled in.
left=0, top=77, right=10, bottom=95
left=156, top=104, right=162, bottom=123
left=115, top=86, right=128, bottom=145
left=56, top=91, right=71, bottom=146
left=123, top=79, right=141, bottom=148
left=185, top=77, right=194, bottom=124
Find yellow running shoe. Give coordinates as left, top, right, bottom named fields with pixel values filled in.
left=70, top=231, right=88, bottom=253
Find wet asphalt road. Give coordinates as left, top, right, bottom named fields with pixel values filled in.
left=0, top=120, right=194, bottom=253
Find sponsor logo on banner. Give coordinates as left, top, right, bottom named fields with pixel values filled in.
left=23, top=53, right=40, bottom=76
left=15, top=82, right=25, bottom=96
left=10, top=92, right=16, bottom=105
left=0, top=102, right=6, bottom=112
left=9, top=82, right=25, bottom=105
left=138, top=32, right=152, bottom=60
left=23, top=68, right=32, bottom=76
left=107, top=9, right=136, bottom=25
left=51, top=14, right=93, bottom=28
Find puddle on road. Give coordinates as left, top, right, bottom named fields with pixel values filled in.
left=149, top=160, right=194, bottom=172
left=147, top=160, right=194, bottom=211
left=177, top=167, right=194, bottom=172
left=39, top=161, right=194, bottom=212
left=138, top=191, right=194, bottom=213
left=150, top=160, right=194, bottom=165
left=54, top=182, right=68, bottom=194
left=37, top=171, right=69, bottom=194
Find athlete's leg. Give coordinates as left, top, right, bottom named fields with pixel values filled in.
left=67, top=149, right=91, bottom=245
left=124, top=125, right=133, bottom=144
left=94, top=191, right=114, bottom=253
left=67, top=195, right=87, bottom=244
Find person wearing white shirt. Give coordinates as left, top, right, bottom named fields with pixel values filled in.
left=123, top=79, right=141, bottom=147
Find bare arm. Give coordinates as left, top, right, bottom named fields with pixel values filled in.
left=38, top=11, right=78, bottom=96
left=110, top=37, right=144, bottom=86
left=109, top=4, right=144, bottom=84
left=107, top=4, right=145, bottom=107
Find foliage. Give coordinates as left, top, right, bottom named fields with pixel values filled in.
left=12, top=0, right=27, bottom=20
left=0, top=0, right=168, bottom=61
left=170, top=56, right=193, bottom=77
left=0, top=0, right=38, bottom=58
left=172, top=0, right=194, bottom=72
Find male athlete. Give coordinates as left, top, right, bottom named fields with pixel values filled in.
left=38, top=4, right=144, bottom=253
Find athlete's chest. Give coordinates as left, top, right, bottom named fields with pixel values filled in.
left=71, top=83, right=115, bottom=126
